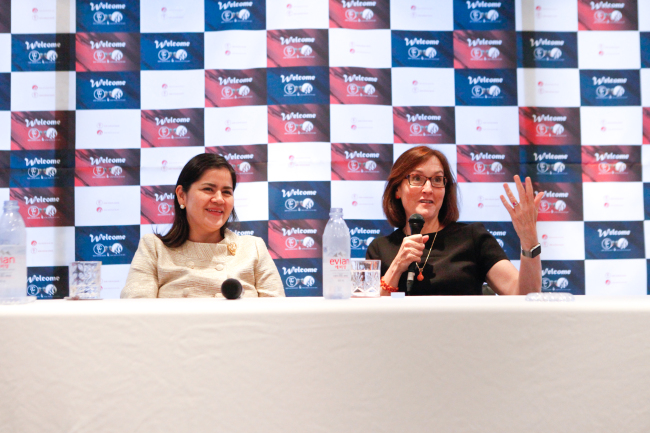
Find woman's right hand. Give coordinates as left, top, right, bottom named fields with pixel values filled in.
left=390, top=234, right=430, bottom=273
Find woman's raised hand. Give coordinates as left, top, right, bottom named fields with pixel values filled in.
left=499, top=175, right=545, bottom=250
left=392, top=234, right=430, bottom=273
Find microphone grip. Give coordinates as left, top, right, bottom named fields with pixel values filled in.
left=406, top=262, right=418, bottom=294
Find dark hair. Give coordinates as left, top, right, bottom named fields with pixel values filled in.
left=157, top=153, right=238, bottom=248
left=382, top=146, right=459, bottom=229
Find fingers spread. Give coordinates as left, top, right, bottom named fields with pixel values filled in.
left=525, top=176, right=535, bottom=201
left=503, top=183, right=518, bottom=205
left=513, top=175, right=526, bottom=203
left=500, top=195, right=514, bottom=216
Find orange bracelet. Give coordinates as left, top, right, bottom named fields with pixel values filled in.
left=380, top=277, right=399, bottom=293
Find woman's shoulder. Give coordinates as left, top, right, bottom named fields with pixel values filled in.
left=224, top=229, right=266, bottom=249
left=141, top=233, right=165, bottom=248
left=442, top=221, right=487, bottom=234
left=368, top=228, right=402, bottom=249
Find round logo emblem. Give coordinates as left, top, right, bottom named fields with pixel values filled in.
left=284, top=83, right=297, bottom=95
left=93, top=89, right=106, bottom=100
left=410, top=123, right=422, bottom=135
left=285, top=199, right=298, bottom=210
left=284, top=46, right=296, bottom=57
left=28, top=128, right=41, bottom=140
left=93, top=244, right=107, bottom=256
left=28, top=206, right=40, bottom=218
left=158, top=126, right=171, bottom=138
left=221, top=87, right=234, bottom=98
left=158, top=49, right=172, bottom=62
left=93, top=11, right=106, bottom=23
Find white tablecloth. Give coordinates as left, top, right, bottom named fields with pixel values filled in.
left=1, top=296, right=650, bottom=432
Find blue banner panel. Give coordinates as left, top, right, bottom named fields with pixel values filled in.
left=77, top=0, right=140, bottom=33
left=75, top=225, right=140, bottom=265
left=267, top=67, right=330, bottom=106
left=205, top=0, right=266, bottom=30
left=584, top=221, right=645, bottom=260
left=518, top=32, right=578, bottom=69
left=275, top=258, right=322, bottom=297
left=141, top=33, right=204, bottom=70
left=520, top=145, right=582, bottom=183
left=541, top=261, right=585, bottom=295
left=268, top=181, right=331, bottom=221
left=455, top=69, right=517, bottom=106
left=644, top=184, right=650, bottom=220
left=454, top=0, right=515, bottom=30
left=10, top=150, right=75, bottom=188
left=0, top=151, right=9, bottom=188
left=641, top=33, right=650, bottom=68
left=27, top=266, right=69, bottom=299
left=580, top=70, right=641, bottom=106
left=391, top=31, right=453, bottom=68
left=0, top=73, right=10, bottom=110
left=12, top=34, right=76, bottom=71
left=76, top=71, right=141, bottom=109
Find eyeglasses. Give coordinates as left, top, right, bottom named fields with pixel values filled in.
left=406, top=173, right=447, bottom=188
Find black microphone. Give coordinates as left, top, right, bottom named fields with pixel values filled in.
left=221, top=278, right=243, bottom=300
left=406, top=213, right=425, bottom=294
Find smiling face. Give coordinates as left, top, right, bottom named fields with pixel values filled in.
left=176, top=168, right=234, bottom=243
left=395, top=156, right=446, bottom=230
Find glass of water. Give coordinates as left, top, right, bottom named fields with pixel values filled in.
left=350, top=259, right=381, bottom=298
left=69, top=261, right=102, bottom=299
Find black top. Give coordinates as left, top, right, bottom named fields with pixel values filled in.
left=366, top=222, right=508, bottom=296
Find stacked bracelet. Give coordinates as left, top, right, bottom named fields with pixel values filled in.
left=380, top=277, right=399, bottom=293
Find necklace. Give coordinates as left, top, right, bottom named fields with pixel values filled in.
left=415, top=231, right=438, bottom=282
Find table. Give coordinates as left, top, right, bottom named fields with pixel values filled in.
left=1, top=297, right=650, bottom=432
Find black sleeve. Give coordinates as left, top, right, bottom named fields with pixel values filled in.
left=472, top=223, right=509, bottom=280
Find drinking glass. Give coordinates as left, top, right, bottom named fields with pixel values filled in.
left=350, top=259, right=380, bottom=298
left=69, top=261, right=102, bottom=299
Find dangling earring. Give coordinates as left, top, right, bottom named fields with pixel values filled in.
left=180, top=204, right=185, bottom=209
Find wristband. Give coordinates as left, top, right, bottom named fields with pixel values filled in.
left=380, top=277, right=399, bottom=293
left=521, top=243, right=542, bottom=258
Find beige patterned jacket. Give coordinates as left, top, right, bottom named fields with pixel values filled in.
left=121, top=230, right=285, bottom=298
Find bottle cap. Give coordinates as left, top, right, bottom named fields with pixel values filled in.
left=329, top=207, right=343, bottom=215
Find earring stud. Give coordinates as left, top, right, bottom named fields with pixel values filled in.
left=180, top=204, right=185, bottom=209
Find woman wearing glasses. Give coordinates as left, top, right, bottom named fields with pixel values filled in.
left=367, top=146, right=543, bottom=296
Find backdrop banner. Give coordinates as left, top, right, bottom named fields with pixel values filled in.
left=1, top=0, right=649, bottom=298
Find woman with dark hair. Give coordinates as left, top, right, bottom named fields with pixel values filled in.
left=121, top=153, right=284, bottom=298
left=367, top=146, right=543, bottom=296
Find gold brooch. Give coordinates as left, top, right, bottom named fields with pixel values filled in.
left=227, top=243, right=237, bottom=256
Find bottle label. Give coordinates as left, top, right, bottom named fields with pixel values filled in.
left=328, top=258, right=349, bottom=270
left=0, top=246, right=18, bottom=268
left=0, top=245, right=23, bottom=281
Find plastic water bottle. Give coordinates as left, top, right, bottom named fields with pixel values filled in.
left=322, top=208, right=351, bottom=299
left=0, top=201, right=27, bottom=303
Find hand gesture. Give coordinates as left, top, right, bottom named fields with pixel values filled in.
left=393, top=234, right=430, bottom=273
left=499, top=175, right=544, bottom=250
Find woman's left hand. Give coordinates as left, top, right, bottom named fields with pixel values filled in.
left=500, top=175, right=545, bottom=250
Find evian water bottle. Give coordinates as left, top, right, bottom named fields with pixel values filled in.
left=322, top=208, right=351, bottom=299
left=0, top=201, right=27, bottom=303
